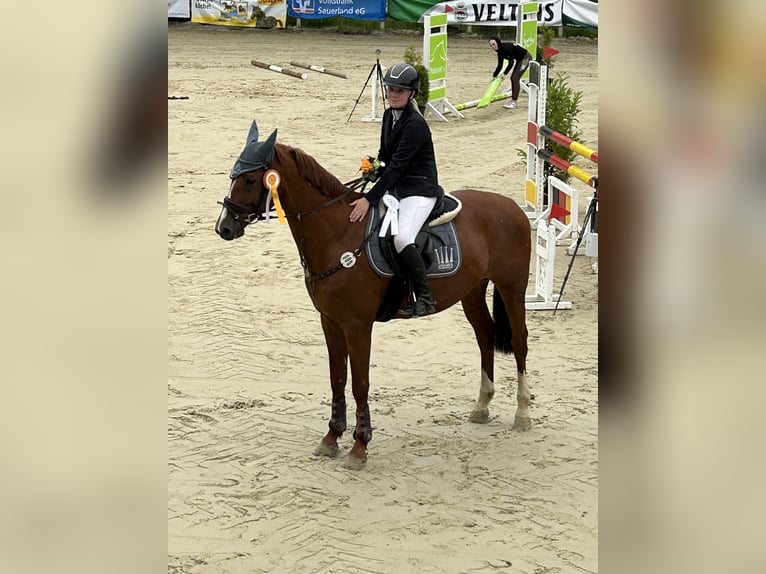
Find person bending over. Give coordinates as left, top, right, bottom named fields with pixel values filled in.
left=489, top=35, right=532, bottom=109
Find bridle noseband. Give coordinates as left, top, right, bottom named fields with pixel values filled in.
left=219, top=194, right=267, bottom=224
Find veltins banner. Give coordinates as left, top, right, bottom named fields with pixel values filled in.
left=389, top=1, right=563, bottom=26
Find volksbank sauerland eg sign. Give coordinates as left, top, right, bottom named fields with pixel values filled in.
left=288, top=0, right=386, bottom=20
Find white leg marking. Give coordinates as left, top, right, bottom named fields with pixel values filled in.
left=477, top=369, right=495, bottom=409
left=469, top=369, right=494, bottom=423
left=513, top=370, right=532, bottom=430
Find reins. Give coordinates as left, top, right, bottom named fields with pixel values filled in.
left=287, top=177, right=366, bottom=219
left=304, top=211, right=383, bottom=283
left=295, top=176, right=382, bottom=284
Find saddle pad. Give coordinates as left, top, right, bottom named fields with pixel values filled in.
left=365, top=204, right=462, bottom=279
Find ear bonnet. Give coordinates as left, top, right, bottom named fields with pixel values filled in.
left=230, top=120, right=278, bottom=178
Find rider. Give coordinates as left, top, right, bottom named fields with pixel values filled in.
left=349, top=63, right=443, bottom=317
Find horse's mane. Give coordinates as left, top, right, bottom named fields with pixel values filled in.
left=276, top=143, right=350, bottom=198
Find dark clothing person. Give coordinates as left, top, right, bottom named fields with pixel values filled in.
left=489, top=35, right=532, bottom=104
left=348, top=63, right=441, bottom=316
left=365, top=103, right=441, bottom=206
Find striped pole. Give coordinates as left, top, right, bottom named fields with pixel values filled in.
left=290, top=61, right=348, bottom=79
left=453, top=91, right=511, bottom=111
left=538, top=149, right=597, bottom=188
left=540, top=125, right=598, bottom=163
left=251, top=60, right=308, bottom=80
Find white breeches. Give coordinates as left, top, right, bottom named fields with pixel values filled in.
left=393, top=196, right=437, bottom=253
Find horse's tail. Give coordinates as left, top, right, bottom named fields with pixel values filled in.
left=493, top=286, right=514, bottom=355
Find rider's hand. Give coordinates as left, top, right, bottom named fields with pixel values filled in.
left=349, top=197, right=370, bottom=222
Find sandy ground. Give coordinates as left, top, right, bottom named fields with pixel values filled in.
left=169, top=22, right=598, bottom=574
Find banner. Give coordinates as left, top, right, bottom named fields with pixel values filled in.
left=387, top=0, right=597, bottom=27
left=389, top=0, right=559, bottom=24
left=169, top=0, right=191, bottom=18
left=192, top=0, right=287, bottom=28
left=562, top=0, right=598, bottom=27
left=517, top=0, right=537, bottom=81
left=288, top=0, right=386, bottom=20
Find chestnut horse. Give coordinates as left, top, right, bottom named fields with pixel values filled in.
left=215, top=122, right=532, bottom=469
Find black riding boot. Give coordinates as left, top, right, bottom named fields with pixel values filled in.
left=398, top=244, right=436, bottom=317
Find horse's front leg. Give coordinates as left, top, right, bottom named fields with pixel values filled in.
left=314, top=314, right=349, bottom=458
left=345, top=321, right=374, bottom=470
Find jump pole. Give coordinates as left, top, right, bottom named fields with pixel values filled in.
left=477, top=72, right=505, bottom=108
left=289, top=61, right=348, bottom=79
left=251, top=60, right=307, bottom=80
left=537, top=149, right=598, bottom=188
left=453, top=91, right=511, bottom=111
left=540, top=125, right=599, bottom=163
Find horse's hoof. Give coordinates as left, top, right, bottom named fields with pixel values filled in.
left=512, top=415, right=531, bottom=431
left=313, top=442, right=340, bottom=457
left=469, top=409, right=490, bottom=424
left=343, top=454, right=367, bottom=471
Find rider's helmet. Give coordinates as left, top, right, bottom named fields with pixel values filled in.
left=382, top=63, right=420, bottom=95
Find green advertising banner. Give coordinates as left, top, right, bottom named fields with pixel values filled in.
left=520, top=1, right=538, bottom=58
left=427, top=12, right=448, bottom=100
left=518, top=0, right=537, bottom=81
left=388, top=0, right=439, bottom=22
left=421, top=12, right=462, bottom=121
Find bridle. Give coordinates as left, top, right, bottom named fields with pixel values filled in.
left=218, top=173, right=380, bottom=285
left=218, top=174, right=366, bottom=225
left=218, top=172, right=379, bottom=284
left=219, top=194, right=266, bottom=224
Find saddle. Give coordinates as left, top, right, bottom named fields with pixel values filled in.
left=365, top=192, right=463, bottom=322
left=365, top=192, right=463, bottom=279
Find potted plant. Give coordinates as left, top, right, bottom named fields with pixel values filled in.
left=403, top=45, right=431, bottom=114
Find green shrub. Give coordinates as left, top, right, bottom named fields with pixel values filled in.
left=542, top=72, right=584, bottom=186
left=514, top=70, right=584, bottom=196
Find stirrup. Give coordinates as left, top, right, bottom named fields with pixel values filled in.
left=401, top=298, right=436, bottom=317
left=413, top=299, right=436, bottom=316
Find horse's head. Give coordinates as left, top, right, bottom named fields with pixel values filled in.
left=215, top=120, right=278, bottom=240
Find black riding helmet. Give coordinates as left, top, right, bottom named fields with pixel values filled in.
left=383, top=63, right=419, bottom=95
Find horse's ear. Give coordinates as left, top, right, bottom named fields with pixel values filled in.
left=261, top=129, right=278, bottom=164
left=246, top=120, right=260, bottom=144
left=264, top=128, right=277, bottom=148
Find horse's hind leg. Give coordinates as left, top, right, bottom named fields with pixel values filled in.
left=314, top=314, right=348, bottom=457
left=495, top=286, right=532, bottom=430
left=461, top=282, right=496, bottom=424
